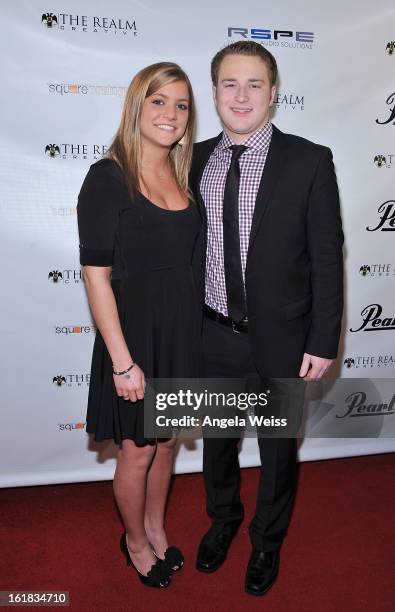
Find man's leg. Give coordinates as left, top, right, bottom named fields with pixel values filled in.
left=245, top=378, right=305, bottom=595
left=197, top=315, right=253, bottom=571
left=249, top=437, right=299, bottom=551
left=201, top=316, right=253, bottom=524
left=203, top=436, right=244, bottom=526
left=249, top=377, right=305, bottom=550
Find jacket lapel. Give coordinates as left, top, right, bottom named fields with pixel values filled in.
left=247, top=125, right=288, bottom=256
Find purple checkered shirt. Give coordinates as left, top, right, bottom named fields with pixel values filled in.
left=200, top=121, right=273, bottom=316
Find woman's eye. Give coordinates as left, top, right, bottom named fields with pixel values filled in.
left=177, top=104, right=189, bottom=111
left=152, top=99, right=164, bottom=105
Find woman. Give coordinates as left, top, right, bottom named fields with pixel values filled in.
left=77, top=62, right=200, bottom=588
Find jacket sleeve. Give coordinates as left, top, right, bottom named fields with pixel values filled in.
left=304, top=147, right=344, bottom=359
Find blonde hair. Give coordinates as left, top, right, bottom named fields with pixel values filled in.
left=108, top=62, right=196, bottom=199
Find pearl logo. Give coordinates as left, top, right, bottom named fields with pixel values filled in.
left=376, top=92, right=395, bottom=126
left=350, top=304, right=395, bottom=333
left=366, top=201, right=395, bottom=232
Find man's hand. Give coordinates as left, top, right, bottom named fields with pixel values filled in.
left=299, top=353, right=333, bottom=379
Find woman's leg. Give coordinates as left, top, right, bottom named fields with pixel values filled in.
left=113, top=439, right=158, bottom=575
left=144, top=436, right=178, bottom=557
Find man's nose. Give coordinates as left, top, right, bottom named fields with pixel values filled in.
left=235, top=86, right=249, bottom=102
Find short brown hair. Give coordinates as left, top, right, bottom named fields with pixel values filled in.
left=211, top=41, right=278, bottom=87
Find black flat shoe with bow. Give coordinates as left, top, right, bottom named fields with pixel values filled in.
left=120, top=533, right=172, bottom=588
left=153, top=545, right=184, bottom=573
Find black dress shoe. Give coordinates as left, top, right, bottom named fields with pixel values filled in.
left=196, top=522, right=241, bottom=573
left=245, top=548, right=280, bottom=596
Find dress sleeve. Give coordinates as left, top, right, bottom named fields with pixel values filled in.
left=77, top=161, right=128, bottom=266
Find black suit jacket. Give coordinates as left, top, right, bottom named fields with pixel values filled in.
left=190, top=124, right=344, bottom=377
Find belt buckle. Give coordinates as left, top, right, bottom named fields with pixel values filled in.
left=231, top=320, right=241, bottom=334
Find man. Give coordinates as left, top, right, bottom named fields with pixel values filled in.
left=190, top=41, right=343, bottom=596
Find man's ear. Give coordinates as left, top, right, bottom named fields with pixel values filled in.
left=269, top=85, right=277, bottom=107
left=212, top=84, right=217, bottom=106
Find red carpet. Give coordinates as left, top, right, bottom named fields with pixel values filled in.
left=1, top=453, right=394, bottom=611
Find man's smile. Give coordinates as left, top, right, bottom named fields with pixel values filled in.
left=230, top=107, right=253, bottom=115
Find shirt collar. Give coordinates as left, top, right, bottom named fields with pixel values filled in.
left=218, top=121, right=273, bottom=153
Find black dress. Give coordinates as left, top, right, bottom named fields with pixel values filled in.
left=77, top=158, right=201, bottom=446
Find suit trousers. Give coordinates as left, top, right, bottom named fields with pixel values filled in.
left=201, top=314, right=301, bottom=552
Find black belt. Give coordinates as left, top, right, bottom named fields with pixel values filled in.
left=204, top=304, right=249, bottom=333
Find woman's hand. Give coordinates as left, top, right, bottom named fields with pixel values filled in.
left=113, top=363, right=146, bottom=402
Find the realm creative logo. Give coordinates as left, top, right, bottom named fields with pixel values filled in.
left=41, top=12, right=137, bottom=36
left=386, top=41, right=395, bottom=55
left=375, top=92, right=395, bottom=125
left=349, top=304, right=395, bottom=333
left=45, top=144, right=59, bottom=158
left=47, top=82, right=126, bottom=97
left=45, top=143, right=107, bottom=160
left=48, top=269, right=83, bottom=284
left=336, top=391, right=395, bottom=418
left=275, top=93, right=304, bottom=111
left=358, top=263, right=395, bottom=278
left=366, top=201, right=395, bottom=231
left=374, top=154, right=393, bottom=168
left=359, top=265, right=370, bottom=277
left=54, top=324, right=96, bottom=335
left=41, top=13, right=57, bottom=27
left=343, top=355, right=395, bottom=369
left=228, top=27, right=314, bottom=50
left=58, top=421, right=86, bottom=432
left=53, top=374, right=90, bottom=387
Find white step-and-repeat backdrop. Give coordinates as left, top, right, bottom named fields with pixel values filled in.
left=1, top=1, right=394, bottom=487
